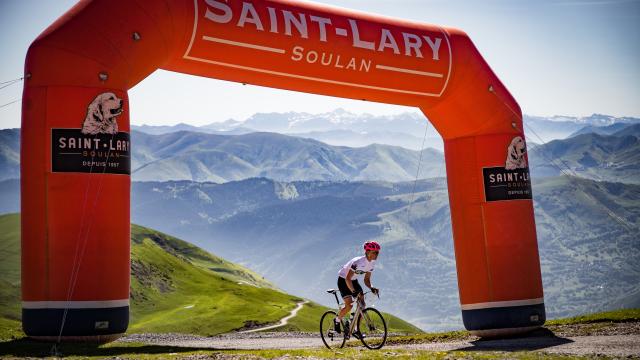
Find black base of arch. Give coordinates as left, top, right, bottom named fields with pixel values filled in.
left=22, top=306, right=129, bottom=338
left=462, top=303, right=546, bottom=331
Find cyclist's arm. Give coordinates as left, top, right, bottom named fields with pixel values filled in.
left=365, top=272, right=379, bottom=295
left=364, top=272, right=373, bottom=289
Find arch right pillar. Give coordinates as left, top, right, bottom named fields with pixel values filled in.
left=423, top=30, right=545, bottom=336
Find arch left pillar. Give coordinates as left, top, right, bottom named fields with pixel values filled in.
left=21, top=0, right=174, bottom=341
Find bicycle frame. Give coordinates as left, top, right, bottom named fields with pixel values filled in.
left=331, top=291, right=374, bottom=338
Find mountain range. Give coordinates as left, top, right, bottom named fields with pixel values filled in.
left=1, top=111, right=639, bottom=332
left=528, top=124, right=640, bottom=183
left=130, top=110, right=640, bottom=151
left=1, top=175, right=638, bottom=331
left=131, top=176, right=640, bottom=331
left=131, top=131, right=445, bottom=183
left=2, top=119, right=639, bottom=184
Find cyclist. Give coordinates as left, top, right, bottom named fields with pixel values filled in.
left=334, top=241, right=381, bottom=336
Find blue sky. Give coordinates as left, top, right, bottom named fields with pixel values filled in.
left=1, top=0, right=639, bottom=128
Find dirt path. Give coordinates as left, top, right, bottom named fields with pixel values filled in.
left=387, top=335, right=640, bottom=357
left=119, top=333, right=640, bottom=356
left=118, top=321, right=640, bottom=356
left=239, top=300, right=309, bottom=333
left=120, top=332, right=322, bottom=350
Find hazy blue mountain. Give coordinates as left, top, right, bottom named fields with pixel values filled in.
left=529, top=130, right=640, bottom=183
left=0, top=129, right=19, bottom=181
left=524, top=114, right=640, bottom=143
left=126, top=177, right=640, bottom=331
left=614, top=123, right=640, bottom=137
left=132, top=123, right=254, bottom=136
left=523, top=115, right=586, bottom=141
left=531, top=176, right=640, bottom=317
left=239, top=109, right=429, bottom=134
left=291, top=129, right=443, bottom=152
left=565, top=113, right=640, bottom=126
left=0, top=179, right=19, bottom=214
left=133, top=110, right=441, bottom=150
left=129, top=111, right=640, bottom=151
left=131, top=131, right=446, bottom=183
left=569, top=123, right=634, bottom=138
left=133, top=123, right=204, bottom=134
left=4, top=124, right=640, bottom=185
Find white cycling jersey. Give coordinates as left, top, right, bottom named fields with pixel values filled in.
left=338, top=255, right=375, bottom=279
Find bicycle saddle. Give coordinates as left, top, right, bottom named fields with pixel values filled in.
left=326, top=289, right=338, bottom=294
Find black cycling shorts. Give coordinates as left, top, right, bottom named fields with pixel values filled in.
left=337, top=277, right=363, bottom=299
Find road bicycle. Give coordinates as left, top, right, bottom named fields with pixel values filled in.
left=319, top=289, right=387, bottom=349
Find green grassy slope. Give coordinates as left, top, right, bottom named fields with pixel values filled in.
left=0, top=213, right=420, bottom=338
left=129, top=230, right=301, bottom=335
left=546, top=308, right=640, bottom=325
left=131, top=225, right=274, bottom=289
left=0, top=215, right=20, bottom=329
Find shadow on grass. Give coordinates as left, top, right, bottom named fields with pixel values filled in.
left=0, top=338, right=208, bottom=358
left=455, top=328, right=574, bottom=352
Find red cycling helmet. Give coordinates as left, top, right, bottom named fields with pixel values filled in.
left=364, top=241, right=381, bottom=252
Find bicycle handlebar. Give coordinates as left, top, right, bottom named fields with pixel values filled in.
left=362, top=290, right=379, bottom=298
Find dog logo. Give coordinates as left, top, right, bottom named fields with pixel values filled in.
left=81, top=92, right=124, bottom=135
left=505, top=136, right=527, bottom=170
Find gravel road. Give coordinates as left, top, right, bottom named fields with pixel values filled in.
left=120, top=332, right=322, bottom=350
left=387, top=335, right=640, bottom=357
left=119, top=332, right=640, bottom=356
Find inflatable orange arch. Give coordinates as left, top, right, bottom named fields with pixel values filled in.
left=21, top=0, right=544, bottom=341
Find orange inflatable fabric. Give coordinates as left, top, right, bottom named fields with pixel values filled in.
left=21, top=0, right=544, bottom=341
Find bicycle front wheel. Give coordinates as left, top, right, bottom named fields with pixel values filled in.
left=357, top=307, right=387, bottom=349
left=319, top=310, right=345, bottom=349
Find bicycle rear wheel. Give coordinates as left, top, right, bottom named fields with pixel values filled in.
left=356, top=307, right=387, bottom=349
left=319, top=310, right=345, bottom=349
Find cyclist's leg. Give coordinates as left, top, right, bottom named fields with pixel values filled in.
left=339, top=296, right=353, bottom=319
left=337, top=277, right=355, bottom=321
left=352, top=280, right=364, bottom=306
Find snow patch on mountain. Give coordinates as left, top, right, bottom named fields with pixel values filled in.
left=274, top=182, right=299, bottom=200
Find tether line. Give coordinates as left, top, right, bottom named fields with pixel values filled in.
left=0, top=99, right=21, bottom=109
left=0, top=77, right=23, bottom=85
left=0, top=79, right=23, bottom=91
left=405, top=120, right=431, bottom=231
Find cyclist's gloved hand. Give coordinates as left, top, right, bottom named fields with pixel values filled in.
left=371, top=287, right=380, bottom=296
